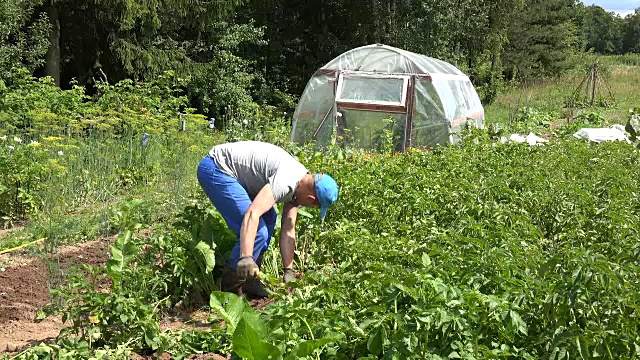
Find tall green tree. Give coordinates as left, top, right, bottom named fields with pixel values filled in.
left=503, top=0, right=581, bottom=80
left=38, top=0, right=263, bottom=115
left=453, top=0, right=523, bottom=101
left=239, top=0, right=349, bottom=98
left=622, top=9, right=640, bottom=53
left=43, top=0, right=243, bottom=82
left=0, top=0, right=50, bottom=81
left=577, top=5, right=624, bottom=54
left=241, top=0, right=522, bottom=103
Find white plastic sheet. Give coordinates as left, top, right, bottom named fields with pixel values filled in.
left=573, top=127, right=630, bottom=143
left=505, top=133, right=548, bottom=146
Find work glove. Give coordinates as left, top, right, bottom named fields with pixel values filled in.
left=237, top=256, right=259, bottom=279
left=283, top=268, right=296, bottom=283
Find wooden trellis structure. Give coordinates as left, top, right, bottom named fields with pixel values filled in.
left=568, top=58, right=615, bottom=108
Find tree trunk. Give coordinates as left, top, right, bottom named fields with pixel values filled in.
left=44, top=0, right=61, bottom=87
left=485, top=51, right=498, bottom=103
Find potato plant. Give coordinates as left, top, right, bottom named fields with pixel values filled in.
left=8, top=133, right=640, bottom=359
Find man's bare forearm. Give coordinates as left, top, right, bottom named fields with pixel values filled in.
left=279, top=233, right=296, bottom=269
left=239, top=184, right=277, bottom=259
left=239, top=210, right=260, bottom=257
left=280, top=203, right=298, bottom=269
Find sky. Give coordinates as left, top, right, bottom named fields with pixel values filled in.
left=583, top=0, right=640, bottom=17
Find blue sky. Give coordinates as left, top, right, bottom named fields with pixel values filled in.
left=583, top=0, right=640, bottom=16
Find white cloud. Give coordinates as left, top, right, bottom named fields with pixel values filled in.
left=615, top=10, right=635, bottom=17
left=583, top=0, right=639, bottom=15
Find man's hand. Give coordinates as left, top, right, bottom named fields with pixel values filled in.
left=283, top=268, right=296, bottom=283
left=237, top=256, right=259, bottom=279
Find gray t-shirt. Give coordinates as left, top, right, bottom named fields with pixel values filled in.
left=208, top=141, right=308, bottom=203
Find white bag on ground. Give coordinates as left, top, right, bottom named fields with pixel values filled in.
left=573, top=127, right=630, bottom=143
left=525, top=132, right=548, bottom=146
left=509, top=133, right=526, bottom=143
left=507, top=132, right=547, bottom=146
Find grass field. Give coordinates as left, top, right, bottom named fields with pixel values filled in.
left=485, top=54, right=640, bottom=128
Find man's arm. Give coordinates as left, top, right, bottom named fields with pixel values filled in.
left=239, top=184, right=277, bottom=258
left=279, top=202, right=298, bottom=269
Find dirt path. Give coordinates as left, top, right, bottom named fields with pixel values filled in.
left=0, top=239, right=112, bottom=352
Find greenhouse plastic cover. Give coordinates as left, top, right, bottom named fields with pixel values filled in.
left=322, top=44, right=465, bottom=76
left=292, top=44, right=484, bottom=149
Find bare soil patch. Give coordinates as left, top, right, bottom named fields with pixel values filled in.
left=0, top=238, right=112, bottom=352
left=0, top=238, right=281, bottom=355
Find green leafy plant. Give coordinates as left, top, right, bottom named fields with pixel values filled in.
left=373, top=117, right=400, bottom=154
left=510, top=106, right=556, bottom=133
left=574, top=110, right=606, bottom=126
left=625, top=107, right=640, bottom=148
left=0, top=135, right=63, bottom=223
left=222, top=103, right=292, bottom=146
left=41, top=265, right=164, bottom=352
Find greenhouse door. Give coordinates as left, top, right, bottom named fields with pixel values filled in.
left=334, top=72, right=410, bottom=151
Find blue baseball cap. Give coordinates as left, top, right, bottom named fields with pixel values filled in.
left=315, top=173, right=339, bottom=220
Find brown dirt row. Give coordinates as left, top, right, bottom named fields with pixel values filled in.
left=0, top=237, right=278, bottom=355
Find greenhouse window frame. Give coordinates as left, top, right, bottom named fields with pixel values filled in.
left=335, top=72, right=410, bottom=112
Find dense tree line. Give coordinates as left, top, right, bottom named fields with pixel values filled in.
left=1, top=0, right=638, bottom=117
left=578, top=5, right=640, bottom=54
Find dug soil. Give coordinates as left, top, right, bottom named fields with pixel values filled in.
left=0, top=238, right=112, bottom=352
left=0, top=238, right=278, bottom=355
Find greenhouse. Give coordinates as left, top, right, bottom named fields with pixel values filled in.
left=291, top=44, right=484, bottom=150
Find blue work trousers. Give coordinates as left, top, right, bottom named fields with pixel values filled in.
left=197, top=156, right=277, bottom=269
